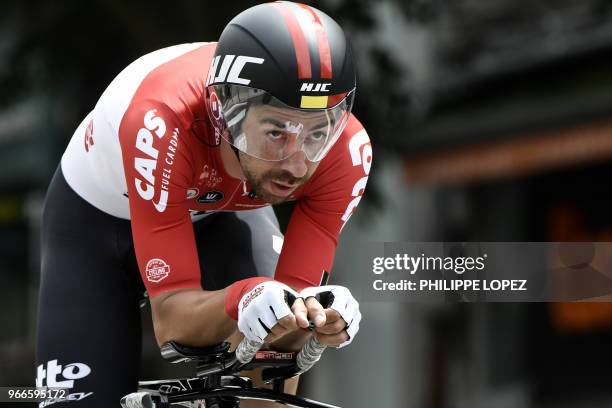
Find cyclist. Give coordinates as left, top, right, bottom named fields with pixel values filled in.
left=36, top=2, right=371, bottom=407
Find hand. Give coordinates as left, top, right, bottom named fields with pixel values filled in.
left=298, top=285, right=361, bottom=348
left=237, top=281, right=300, bottom=343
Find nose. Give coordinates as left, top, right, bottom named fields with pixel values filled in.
left=280, top=150, right=308, bottom=179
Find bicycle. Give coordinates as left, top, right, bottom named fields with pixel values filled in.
left=120, top=335, right=340, bottom=408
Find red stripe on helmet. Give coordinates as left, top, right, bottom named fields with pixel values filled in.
left=298, top=4, right=332, bottom=79
left=272, top=2, right=312, bottom=79
left=327, top=91, right=347, bottom=108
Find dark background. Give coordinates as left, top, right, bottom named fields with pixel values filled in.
left=3, top=0, right=612, bottom=407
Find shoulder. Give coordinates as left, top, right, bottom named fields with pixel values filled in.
left=307, top=114, right=372, bottom=191
left=118, top=100, right=180, bottom=138
left=331, top=114, right=372, bottom=170
left=100, top=43, right=217, bottom=131
left=130, top=43, right=216, bottom=103
left=293, top=113, right=372, bottom=232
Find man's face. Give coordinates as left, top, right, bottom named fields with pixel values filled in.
left=237, top=104, right=325, bottom=204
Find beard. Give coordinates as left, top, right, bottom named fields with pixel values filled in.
left=240, top=157, right=308, bottom=205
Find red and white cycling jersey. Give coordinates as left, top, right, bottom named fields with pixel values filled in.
left=61, top=43, right=372, bottom=296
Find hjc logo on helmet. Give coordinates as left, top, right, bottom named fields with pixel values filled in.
left=206, top=55, right=265, bottom=86
left=300, top=83, right=331, bottom=92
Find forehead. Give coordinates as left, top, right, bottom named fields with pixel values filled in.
left=247, top=104, right=330, bottom=124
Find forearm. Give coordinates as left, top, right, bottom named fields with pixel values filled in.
left=150, top=287, right=236, bottom=347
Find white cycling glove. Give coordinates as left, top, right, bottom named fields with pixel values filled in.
left=299, top=285, right=361, bottom=348
left=237, top=281, right=298, bottom=343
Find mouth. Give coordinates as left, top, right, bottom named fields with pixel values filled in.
left=267, top=180, right=298, bottom=198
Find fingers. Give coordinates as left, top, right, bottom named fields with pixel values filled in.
left=266, top=301, right=352, bottom=346
left=323, top=308, right=342, bottom=323
left=291, top=298, right=310, bottom=329
left=276, top=313, right=298, bottom=331
left=265, top=325, right=285, bottom=343
left=297, top=285, right=361, bottom=349
left=305, top=297, right=326, bottom=327
left=313, top=308, right=346, bottom=335
left=283, top=296, right=333, bottom=334
left=315, top=330, right=350, bottom=347
left=314, top=316, right=347, bottom=335
left=266, top=307, right=299, bottom=342
left=268, top=296, right=327, bottom=342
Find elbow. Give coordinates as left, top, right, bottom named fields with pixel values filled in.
left=152, top=315, right=172, bottom=347
left=151, top=299, right=178, bottom=347
left=149, top=289, right=191, bottom=347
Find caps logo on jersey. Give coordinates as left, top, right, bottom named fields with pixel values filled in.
left=197, top=190, right=224, bottom=204
left=146, top=258, right=171, bottom=283
left=134, top=109, right=168, bottom=210
left=133, top=109, right=180, bottom=213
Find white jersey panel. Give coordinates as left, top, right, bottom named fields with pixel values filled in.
left=61, top=43, right=206, bottom=219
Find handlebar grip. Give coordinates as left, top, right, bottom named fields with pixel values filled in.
left=296, top=336, right=327, bottom=373
left=235, top=338, right=264, bottom=364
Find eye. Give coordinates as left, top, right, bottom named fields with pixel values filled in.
left=267, top=130, right=284, bottom=140
left=307, top=131, right=326, bottom=143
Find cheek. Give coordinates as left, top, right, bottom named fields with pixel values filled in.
left=245, top=160, right=274, bottom=179
left=255, top=162, right=275, bottom=174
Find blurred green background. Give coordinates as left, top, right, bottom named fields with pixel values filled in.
left=3, top=1, right=612, bottom=407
